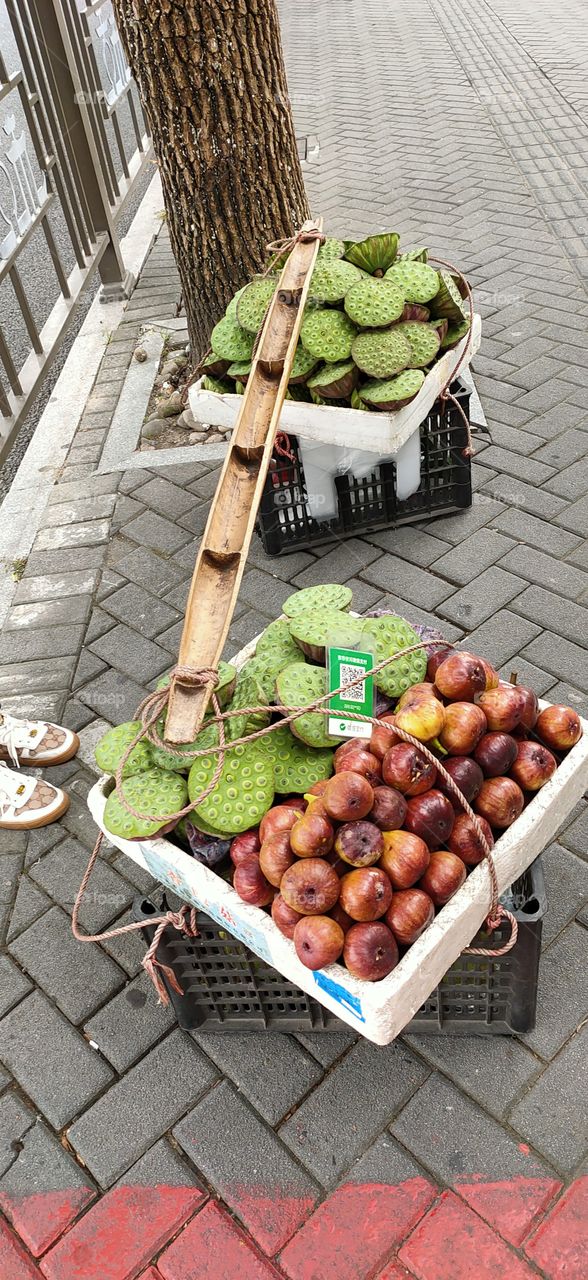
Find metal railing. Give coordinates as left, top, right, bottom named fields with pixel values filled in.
left=0, top=0, right=151, bottom=462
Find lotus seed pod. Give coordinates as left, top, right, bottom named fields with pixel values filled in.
left=344, top=233, right=400, bottom=274
left=431, top=318, right=449, bottom=343
left=344, top=278, right=405, bottom=328
left=188, top=740, right=275, bottom=834
left=227, top=361, right=252, bottom=383
left=226, top=671, right=271, bottom=742
left=95, top=721, right=154, bottom=779
left=103, top=768, right=188, bottom=839
left=286, top=384, right=313, bottom=402
left=256, top=617, right=304, bottom=660
left=352, top=328, right=411, bottom=379
left=289, top=608, right=364, bottom=664
left=276, top=663, right=341, bottom=748
left=289, top=344, right=322, bottom=384
left=400, top=303, right=430, bottom=322
left=394, top=322, right=441, bottom=369
left=239, top=654, right=284, bottom=702
left=358, top=370, right=425, bottom=411
left=384, top=261, right=440, bottom=303
left=399, top=247, right=429, bottom=262
left=300, top=310, right=358, bottom=362
left=317, top=237, right=346, bottom=261
left=201, top=353, right=230, bottom=379
left=440, top=318, right=471, bottom=349
left=203, top=375, right=233, bottom=394
left=307, top=259, right=364, bottom=303
left=283, top=584, right=353, bottom=618
left=236, top=276, right=277, bottom=333
left=150, top=718, right=218, bottom=774
left=351, top=388, right=369, bottom=410
left=261, top=724, right=334, bottom=794
left=210, top=315, right=255, bottom=362
left=361, top=616, right=427, bottom=698
left=307, top=360, right=358, bottom=400
left=225, top=285, right=247, bottom=322
left=430, top=270, right=468, bottom=322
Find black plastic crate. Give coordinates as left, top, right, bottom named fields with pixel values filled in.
left=257, top=383, right=472, bottom=556
left=133, top=858, right=545, bottom=1036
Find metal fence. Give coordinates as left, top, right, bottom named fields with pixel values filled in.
left=0, top=0, right=151, bottom=462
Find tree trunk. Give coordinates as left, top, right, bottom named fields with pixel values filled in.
left=113, top=0, right=310, bottom=356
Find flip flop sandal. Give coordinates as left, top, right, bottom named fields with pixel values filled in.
left=0, top=713, right=79, bottom=768
left=0, top=763, right=70, bottom=829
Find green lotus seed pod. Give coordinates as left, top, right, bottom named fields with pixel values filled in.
left=283, top=584, right=353, bottom=618
left=289, top=344, right=322, bottom=384
left=317, top=237, right=346, bottom=261
left=358, top=370, right=425, bottom=410
left=430, top=271, right=468, bottom=323
left=261, top=724, right=334, bottom=794
left=361, top=616, right=427, bottom=698
left=384, top=261, right=440, bottom=303
left=210, top=315, right=255, bottom=362
left=289, top=609, right=364, bottom=663
left=394, top=322, right=441, bottom=368
left=188, top=740, right=274, bottom=834
left=95, top=721, right=154, bottom=779
left=236, top=276, right=277, bottom=334
left=307, top=360, right=358, bottom=399
left=344, top=278, right=405, bottom=328
left=300, top=310, right=358, bottom=362
left=440, top=318, right=471, bottom=349
left=103, top=768, right=188, bottom=840
left=352, top=328, right=411, bottom=379
left=276, top=663, right=341, bottom=748
left=225, top=286, right=247, bottom=322
left=307, top=259, right=364, bottom=303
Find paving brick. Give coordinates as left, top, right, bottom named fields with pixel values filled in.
left=84, top=971, right=175, bottom=1071
left=14, top=570, right=100, bottom=605
left=438, top=566, right=524, bottom=628
left=90, top=622, right=169, bottom=684
left=559, top=803, right=588, bottom=860
left=4, top=595, right=92, bottom=632
left=222, top=608, right=275, bottom=659
left=505, top=355, right=565, bottom=391
left=7, top=877, right=51, bottom=941
left=9, top=906, right=124, bottom=1024
left=403, top=1033, right=541, bottom=1119
left=399, top=1191, right=538, bottom=1280
left=79, top=668, right=147, bottom=723
left=481, top=474, right=568, bottom=521
left=430, top=530, right=514, bottom=586
left=0, top=954, right=33, bottom=1017
left=174, top=1081, right=319, bottom=1254
left=546, top=681, right=588, bottom=719
left=0, top=1092, right=36, bottom=1176
left=101, top=583, right=181, bottom=639
left=497, top=545, right=588, bottom=601
left=115, top=546, right=186, bottom=597
left=85, top=606, right=117, bottom=644
left=540, top=843, right=588, bottom=946
left=361, top=557, right=454, bottom=611
left=555, top=491, right=588, bottom=536
left=367, top=527, right=452, bottom=566
left=476, top=445, right=554, bottom=485
left=534, top=428, right=588, bottom=469
left=0, top=1218, right=42, bottom=1279
left=294, top=1029, right=357, bottom=1067
left=291, top=539, right=383, bottom=589
left=0, top=657, right=77, bottom=696
left=0, top=853, right=23, bottom=903
left=423, top=496, right=506, bottom=545
left=280, top=1039, right=428, bottom=1188
left=42, top=495, right=116, bottom=527
left=23, top=545, right=106, bottom=576
left=99, top=908, right=146, bottom=977
left=191, top=1032, right=323, bottom=1126
left=509, top=1024, right=587, bottom=1172
left=246, top=536, right=315, bottom=580
left=41, top=1140, right=205, bottom=1280
left=0, top=626, right=85, bottom=664
left=131, top=475, right=196, bottom=518
left=491, top=504, right=579, bottom=555
left=35, top=519, right=110, bottom=551
left=515, top=380, right=575, bottom=413
left=525, top=1176, right=588, bottom=1278
left=68, top=1029, right=217, bottom=1187
left=0, top=1119, right=95, bottom=1256
left=157, top=1200, right=280, bottom=1280
left=237, top=569, right=295, bottom=618
left=124, top=509, right=192, bottom=554
left=29, top=836, right=133, bottom=931
left=0, top=991, right=113, bottom=1127
left=522, top=632, right=588, bottom=692
left=512, top=584, right=588, bottom=647
left=280, top=1176, right=435, bottom=1280
left=523, top=924, right=587, bottom=1059
left=391, top=1072, right=555, bottom=1196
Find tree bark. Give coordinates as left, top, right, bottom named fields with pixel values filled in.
left=113, top=0, right=310, bottom=355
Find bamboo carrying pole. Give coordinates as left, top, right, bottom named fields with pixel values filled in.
left=164, top=220, right=323, bottom=744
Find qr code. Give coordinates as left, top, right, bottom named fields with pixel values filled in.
left=339, top=663, right=366, bottom=702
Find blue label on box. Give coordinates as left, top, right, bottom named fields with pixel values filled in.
left=141, top=846, right=204, bottom=908
left=313, top=971, right=365, bottom=1021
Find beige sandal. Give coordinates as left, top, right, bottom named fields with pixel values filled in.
left=0, top=763, right=70, bottom=829
left=0, top=713, right=79, bottom=768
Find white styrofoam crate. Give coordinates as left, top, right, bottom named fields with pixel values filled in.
left=87, top=629, right=588, bottom=1045
left=189, top=315, right=482, bottom=455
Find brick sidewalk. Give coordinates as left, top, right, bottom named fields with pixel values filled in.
left=0, top=0, right=587, bottom=1276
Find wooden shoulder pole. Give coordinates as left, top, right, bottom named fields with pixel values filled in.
left=164, top=220, right=323, bottom=744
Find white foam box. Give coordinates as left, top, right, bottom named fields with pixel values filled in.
left=87, top=632, right=588, bottom=1045
left=189, top=316, right=482, bottom=455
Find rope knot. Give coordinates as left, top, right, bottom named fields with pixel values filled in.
left=172, top=664, right=219, bottom=690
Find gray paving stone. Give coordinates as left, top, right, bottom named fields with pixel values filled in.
left=68, top=1028, right=217, bottom=1187
left=222, top=608, right=273, bottom=659
left=534, top=428, right=588, bottom=469
left=24, top=827, right=62, bottom=868
left=391, top=1073, right=554, bottom=1182
left=475, top=445, right=554, bottom=485
left=438, top=566, right=524, bottom=629
left=84, top=971, right=175, bottom=1071
left=0, top=832, right=27, bottom=854
left=423, top=496, right=506, bottom=545
left=14, top=570, right=100, bottom=605
left=173, top=1080, right=320, bottom=1234
left=90, top=623, right=169, bottom=684
left=0, top=1093, right=36, bottom=1177
left=110, top=852, right=156, bottom=894
left=101, top=582, right=181, bottom=639
left=23, top=545, right=106, bottom=576
left=431, top=530, right=515, bottom=586
left=481, top=475, right=568, bottom=521
left=515, top=379, right=574, bottom=413
left=35, top=519, right=110, bottom=551
left=114, top=1135, right=201, bottom=1188
left=62, top=698, right=96, bottom=733
left=42, top=494, right=116, bottom=527
left=540, top=843, right=588, bottom=947
left=124, top=509, right=191, bottom=554
left=0, top=626, right=85, bottom=665
left=522, top=631, right=588, bottom=692
left=279, top=1038, right=428, bottom=1187
left=555, top=492, right=588, bottom=536
left=343, top=1132, right=430, bottom=1184
left=291, top=539, right=383, bottom=590
left=403, top=1034, right=541, bottom=1119
left=512, top=585, right=588, bottom=647
left=0, top=991, right=113, bottom=1128
left=191, top=1032, right=323, bottom=1126
left=111, top=496, right=146, bottom=531
left=0, top=854, right=22, bottom=904
left=190, top=469, right=222, bottom=500
left=491, top=508, right=581, bottom=557
left=47, top=473, right=119, bottom=504
left=132, top=475, right=200, bottom=518
left=6, top=876, right=51, bottom=940
left=9, top=906, right=125, bottom=1024
left=367, top=527, right=452, bottom=566
left=559, top=804, right=588, bottom=861
left=546, top=681, right=588, bottom=719
left=0, top=954, right=32, bottom=1017
left=497, top=546, right=588, bottom=601
left=505, top=356, right=565, bottom=391
left=78, top=668, right=147, bottom=723
left=498, top=656, right=556, bottom=696
left=237, top=569, right=295, bottom=618
left=246, top=538, right=315, bottom=580
left=361, top=556, right=454, bottom=611
left=74, top=649, right=107, bottom=691
left=114, top=545, right=186, bottom=597
left=99, top=909, right=146, bottom=977
left=544, top=462, right=588, bottom=503
left=0, top=1115, right=95, bottom=1225
left=523, top=924, right=587, bottom=1059
left=174, top=506, right=207, bottom=538
left=294, top=1029, right=357, bottom=1067
left=4, top=595, right=92, bottom=632
left=30, top=836, right=133, bottom=931
left=0, top=656, right=78, bottom=696
left=85, top=606, right=117, bottom=645
left=509, top=1024, right=587, bottom=1172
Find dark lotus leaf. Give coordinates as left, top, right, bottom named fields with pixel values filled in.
left=201, top=353, right=230, bottom=379
left=430, top=270, right=468, bottom=323
left=440, top=318, right=471, bottom=350
left=431, top=318, right=449, bottom=343
left=400, top=247, right=429, bottom=262
left=344, top=233, right=399, bottom=275
left=401, top=303, right=430, bottom=322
